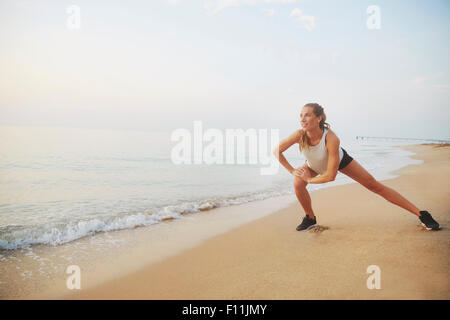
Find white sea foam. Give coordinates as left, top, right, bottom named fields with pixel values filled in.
left=0, top=189, right=293, bottom=250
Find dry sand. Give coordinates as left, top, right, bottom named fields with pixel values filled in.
left=58, top=145, right=450, bottom=299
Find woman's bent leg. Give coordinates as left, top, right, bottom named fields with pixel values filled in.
left=293, top=177, right=316, bottom=218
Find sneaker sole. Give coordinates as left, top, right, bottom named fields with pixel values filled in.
left=296, top=223, right=317, bottom=231
left=421, top=222, right=440, bottom=231
left=306, top=223, right=317, bottom=230
left=300, top=223, right=317, bottom=231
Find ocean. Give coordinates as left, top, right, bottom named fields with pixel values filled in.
left=0, top=124, right=423, bottom=251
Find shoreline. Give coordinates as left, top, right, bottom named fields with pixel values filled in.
left=3, top=194, right=301, bottom=299
left=2, top=144, right=449, bottom=299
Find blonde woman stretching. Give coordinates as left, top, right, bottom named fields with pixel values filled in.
left=273, top=103, right=440, bottom=231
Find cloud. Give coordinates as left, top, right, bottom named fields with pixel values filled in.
left=289, top=8, right=316, bottom=31
left=203, top=0, right=303, bottom=15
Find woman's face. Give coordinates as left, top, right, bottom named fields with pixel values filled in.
left=300, top=106, right=321, bottom=130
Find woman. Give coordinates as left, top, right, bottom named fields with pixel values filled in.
left=273, top=103, right=440, bottom=231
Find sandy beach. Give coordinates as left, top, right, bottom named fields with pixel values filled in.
left=48, top=144, right=447, bottom=300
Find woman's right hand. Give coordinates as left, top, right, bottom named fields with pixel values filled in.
left=292, top=162, right=312, bottom=182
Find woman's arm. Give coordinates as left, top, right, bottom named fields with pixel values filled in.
left=272, top=130, right=301, bottom=175
left=306, top=131, right=340, bottom=184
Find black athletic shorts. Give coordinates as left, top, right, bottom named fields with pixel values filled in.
left=338, top=148, right=353, bottom=170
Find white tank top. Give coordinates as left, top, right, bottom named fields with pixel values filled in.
left=300, top=128, right=344, bottom=175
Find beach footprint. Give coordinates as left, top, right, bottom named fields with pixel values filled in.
left=308, top=225, right=330, bottom=233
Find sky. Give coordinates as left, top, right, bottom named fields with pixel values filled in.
left=0, top=0, right=449, bottom=140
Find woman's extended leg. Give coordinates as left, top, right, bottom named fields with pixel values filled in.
left=339, top=160, right=421, bottom=216
left=293, top=164, right=319, bottom=218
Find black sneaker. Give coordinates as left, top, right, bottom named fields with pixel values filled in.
left=296, top=215, right=317, bottom=231
left=419, top=211, right=440, bottom=230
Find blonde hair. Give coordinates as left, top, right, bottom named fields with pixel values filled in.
left=299, top=103, right=330, bottom=151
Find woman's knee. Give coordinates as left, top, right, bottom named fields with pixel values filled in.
left=293, top=177, right=307, bottom=190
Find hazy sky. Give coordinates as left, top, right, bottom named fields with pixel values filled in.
left=0, top=0, right=449, bottom=140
